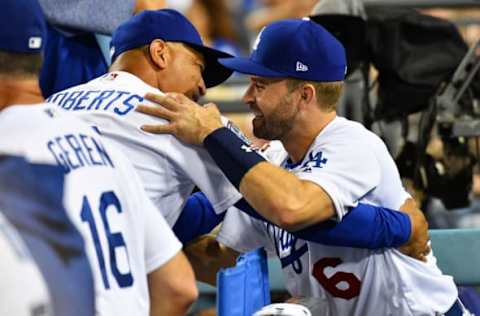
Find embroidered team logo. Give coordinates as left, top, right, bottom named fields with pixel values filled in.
left=266, top=223, right=308, bottom=274
left=306, top=151, right=327, bottom=168
left=296, top=61, right=309, bottom=72
left=301, top=151, right=327, bottom=173
left=285, top=151, right=328, bottom=173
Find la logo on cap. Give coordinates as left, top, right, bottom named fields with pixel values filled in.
left=28, top=37, right=42, bottom=49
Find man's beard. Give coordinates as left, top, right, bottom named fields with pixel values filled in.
left=252, top=95, right=298, bottom=140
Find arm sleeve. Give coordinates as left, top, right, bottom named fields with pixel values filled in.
left=293, top=203, right=411, bottom=248
left=234, top=199, right=411, bottom=248
left=38, top=0, right=135, bottom=34
left=173, top=192, right=226, bottom=244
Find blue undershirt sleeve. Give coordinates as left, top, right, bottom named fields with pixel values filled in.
left=234, top=199, right=411, bottom=248
left=173, top=192, right=226, bottom=244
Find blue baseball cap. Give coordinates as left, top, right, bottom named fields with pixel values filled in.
left=219, top=18, right=347, bottom=82
left=111, top=9, right=234, bottom=88
left=0, top=0, right=46, bottom=53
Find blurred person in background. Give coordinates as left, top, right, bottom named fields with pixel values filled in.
left=244, top=0, right=317, bottom=33
left=0, top=158, right=95, bottom=316
left=0, top=1, right=95, bottom=315
left=186, top=0, right=243, bottom=56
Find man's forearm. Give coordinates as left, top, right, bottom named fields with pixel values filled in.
left=184, top=235, right=238, bottom=286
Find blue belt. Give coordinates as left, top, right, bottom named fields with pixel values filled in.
left=445, top=300, right=465, bottom=316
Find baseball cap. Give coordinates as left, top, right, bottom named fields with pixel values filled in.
left=111, top=9, right=233, bottom=88
left=0, top=0, right=46, bottom=53
left=219, top=18, right=347, bottom=82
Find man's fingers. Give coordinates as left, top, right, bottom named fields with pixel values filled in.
left=424, top=244, right=432, bottom=256
left=399, top=239, right=430, bottom=262
left=204, top=102, right=220, bottom=114
left=167, top=92, right=190, bottom=103
left=417, top=254, right=427, bottom=262
left=136, top=104, right=175, bottom=120
left=144, top=92, right=182, bottom=111
left=399, top=198, right=418, bottom=214
left=141, top=123, right=175, bottom=135
left=414, top=244, right=430, bottom=262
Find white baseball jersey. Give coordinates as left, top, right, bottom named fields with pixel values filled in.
left=0, top=213, right=52, bottom=316
left=46, top=71, right=242, bottom=226
left=218, top=117, right=457, bottom=316
left=0, top=104, right=182, bottom=316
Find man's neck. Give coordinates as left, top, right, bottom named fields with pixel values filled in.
left=109, top=53, right=159, bottom=89
left=281, top=111, right=336, bottom=163
left=0, top=77, right=43, bottom=110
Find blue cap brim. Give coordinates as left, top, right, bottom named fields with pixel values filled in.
left=219, top=57, right=287, bottom=78
left=187, top=43, right=234, bottom=88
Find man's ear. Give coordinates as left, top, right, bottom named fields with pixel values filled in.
left=299, top=83, right=315, bottom=109
left=149, top=39, right=169, bottom=70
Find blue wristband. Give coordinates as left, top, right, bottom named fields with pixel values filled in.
left=203, top=127, right=265, bottom=188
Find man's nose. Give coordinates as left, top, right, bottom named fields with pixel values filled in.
left=242, top=83, right=255, bottom=105
left=198, top=78, right=207, bottom=97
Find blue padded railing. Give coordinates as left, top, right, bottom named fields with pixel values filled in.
left=429, top=228, right=480, bottom=286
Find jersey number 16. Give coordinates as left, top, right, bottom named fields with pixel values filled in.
left=81, top=191, right=134, bottom=289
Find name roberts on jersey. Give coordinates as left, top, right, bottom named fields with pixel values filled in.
left=46, top=84, right=141, bottom=117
